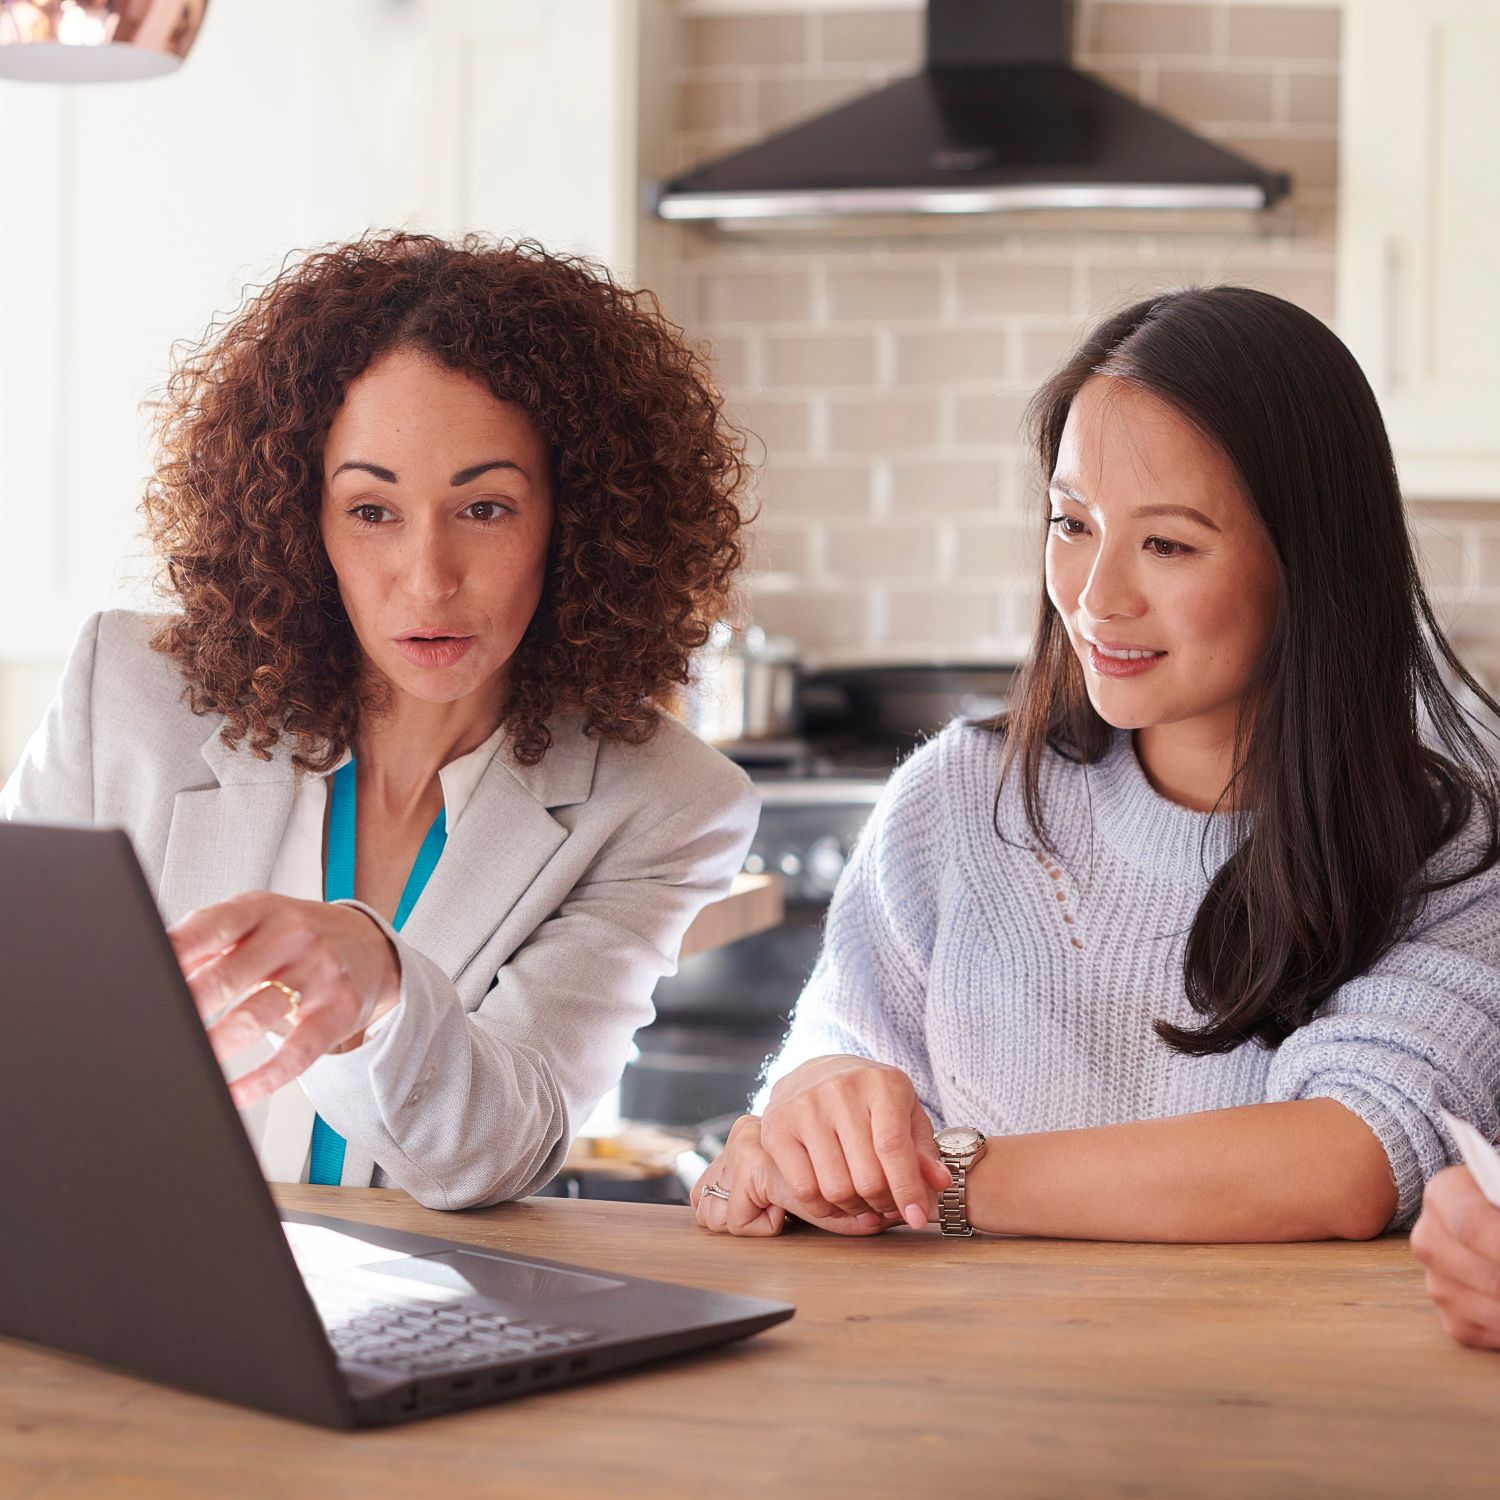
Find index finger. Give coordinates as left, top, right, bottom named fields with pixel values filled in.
left=167, top=893, right=272, bottom=973
left=229, top=1015, right=345, bottom=1108
left=869, top=1092, right=933, bottom=1230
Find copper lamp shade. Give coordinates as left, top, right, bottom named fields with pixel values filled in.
left=0, top=0, right=208, bottom=82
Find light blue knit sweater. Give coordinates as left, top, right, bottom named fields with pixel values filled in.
left=757, top=720, right=1500, bottom=1230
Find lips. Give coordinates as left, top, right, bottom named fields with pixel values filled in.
left=393, top=634, right=476, bottom=669
left=1086, top=641, right=1165, bottom=680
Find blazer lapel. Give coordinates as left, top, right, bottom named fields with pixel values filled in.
left=157, top=712, right=601, bottom=972
left=156, top=726, right=300, bottom=926
left=397, top=715, right=600, bottom=983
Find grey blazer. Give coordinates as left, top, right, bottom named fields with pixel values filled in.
left=1, top=611, right=760, bottom=1208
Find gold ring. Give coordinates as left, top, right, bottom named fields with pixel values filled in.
left=244, top=977, right=302, bottom=1019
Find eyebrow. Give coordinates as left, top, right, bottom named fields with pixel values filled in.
left=1048, top=481, right=1221, bottom=534
left=330, top=458, right=530, bottom=486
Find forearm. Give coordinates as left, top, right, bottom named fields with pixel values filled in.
left=964, top=1099, right=1398, bottom=1243
left=301, top=931, right=569, bottom=1210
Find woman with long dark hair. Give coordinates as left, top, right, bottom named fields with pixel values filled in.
left=693, top=285, right=1500, bottom=1243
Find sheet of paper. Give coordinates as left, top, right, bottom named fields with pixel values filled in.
left=1440, top=1108, right=1500, bottom=1207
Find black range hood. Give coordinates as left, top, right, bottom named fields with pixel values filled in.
left=655, top=0, right=1290, bottom=229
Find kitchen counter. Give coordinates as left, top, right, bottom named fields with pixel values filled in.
left=678, top=870, right=783, bottom=959
left=4, top=1186, right=1497, bottom=1499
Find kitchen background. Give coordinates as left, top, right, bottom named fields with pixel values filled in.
left=670, top=0, right=1348, bottom=661
left=2, top=0, right=1498, bottom=773
left=2, top=0, right=1497, bottom=1152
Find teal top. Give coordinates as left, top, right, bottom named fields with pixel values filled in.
left=308, top=760, right=447, bottom=1186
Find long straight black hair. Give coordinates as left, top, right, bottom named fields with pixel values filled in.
left=1002, top=285, right=1500, bottom=1055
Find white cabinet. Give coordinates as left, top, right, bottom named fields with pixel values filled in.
left=1337, top=0, right=1500, bottom=498
left=421, top=0, right=646, bottom=281
left=0, top=0, right=648, bottom=766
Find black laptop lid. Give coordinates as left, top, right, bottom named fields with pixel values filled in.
left=0, top=822, right=353, bottom=1426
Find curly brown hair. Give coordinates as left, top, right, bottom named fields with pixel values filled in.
left=142, top=230, right=748, bottom=770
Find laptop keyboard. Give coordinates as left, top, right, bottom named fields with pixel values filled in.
left=318, top=1294, right=600, bottom=1376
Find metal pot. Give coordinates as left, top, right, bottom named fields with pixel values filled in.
left=681, top=624, right=800, bottom=745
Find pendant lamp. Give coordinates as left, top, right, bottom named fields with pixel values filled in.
left=0, top=0, right=208, bottom=82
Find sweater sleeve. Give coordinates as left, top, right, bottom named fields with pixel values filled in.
left=754, top=734, right=946, bottom=1121
left=1264, top=838, right=1500, bottom=1232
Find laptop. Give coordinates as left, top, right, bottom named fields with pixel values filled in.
left=0, top=821, right=792, bottom=1428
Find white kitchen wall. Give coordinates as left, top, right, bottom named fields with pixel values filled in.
left=0, top=0, right=647, bottom=777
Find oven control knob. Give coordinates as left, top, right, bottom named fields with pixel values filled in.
left=805, top=836, right=846, bottom=894
left=777, top=852, right=803, bottom=878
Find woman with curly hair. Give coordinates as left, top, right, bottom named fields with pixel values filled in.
left=1, top=231, right=759, bottom=1210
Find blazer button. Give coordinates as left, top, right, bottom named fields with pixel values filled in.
left=407, top=1089, right=423, bottom=1106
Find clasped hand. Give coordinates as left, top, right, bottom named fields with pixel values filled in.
left=693, top=1055, right=953, bottom=1236
left=167, top=892, right=401, bottom=1109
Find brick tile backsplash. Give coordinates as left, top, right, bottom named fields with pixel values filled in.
left=826, top=266, right=943, bottom=322
left=952, top=393, right=1033, bottom=451
left=894, top=330, right=1011, bottom=385
left=816, top=9, right=924, bottom=66
left=951, top=523, right=1045, bottom=580
left=665, top=2, right=1495, bottom=670
left=744, top=519, right=812, bottom=576
left=700, top=268, right=812, bottom=323
left=826, top=395, right=942, bottom=452
left=953, top=263, right=1076, bottom=319
left=765, top=332, right=879, bottom=387
left=751, top=588, right=874, bottom=648
left=755, top=75, right=871, bottom=133
left=731, top=396, right=814, bottom=456
left=886, top=588, right=1003, bottom=646
left=1087, top=2, right=1215, bottom=57
left=677, top=77, right=751, bottom=132
left=1287, top=69, right=1340, bottom=126
left=754, top=460, right=873, bottom=516
left=1218, top=129, right=1338, bottom=193
left=887, top=459, right=1007, bottom=513
left=1026, top=321, right=1091, bottom=372
left=1156, top=65, right=1276, bottom=124
left=823, top=523, right=940, bottom=578
left=683, top=14, right=807, bottom=67
left=1225, top=4, right=1341, bottom=62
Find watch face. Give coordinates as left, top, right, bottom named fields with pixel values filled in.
left=935, top=1126, right=982, bottom=1156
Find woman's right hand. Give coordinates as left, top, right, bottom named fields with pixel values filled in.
left=692, top=1114, right=895, bottom=1237
left=1411, top=1164, right=1500, bottom=1349
left=758, top=1055, right=953, bottom=1230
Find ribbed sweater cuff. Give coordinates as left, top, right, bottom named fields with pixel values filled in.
left=1302, top=1081, right=1424, bottom=1233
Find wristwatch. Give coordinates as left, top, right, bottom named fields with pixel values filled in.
left=934, top=1126, right=987, bottom=1237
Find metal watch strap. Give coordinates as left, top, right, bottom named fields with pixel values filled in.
left=938, top=1161, right=973, bottom=1237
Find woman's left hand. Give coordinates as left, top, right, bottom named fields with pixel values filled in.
left=758, top=1055, right=952, bottom=1226
left=167, top=892, right=401, bottom=1108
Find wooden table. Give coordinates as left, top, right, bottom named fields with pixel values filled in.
left=3, top=1186, right=1498, bottom=1500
